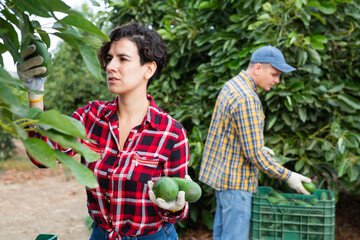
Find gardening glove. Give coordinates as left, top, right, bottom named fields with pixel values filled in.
left=262, top=146, right=275, bottom=155
left=17, top=44, right=47, bottom=102
left=147, top=176, right=190, bottom=212
left=285, top=172, right=311, bottom=195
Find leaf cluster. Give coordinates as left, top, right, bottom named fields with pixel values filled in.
left=0, top=0, right=112, bottom=188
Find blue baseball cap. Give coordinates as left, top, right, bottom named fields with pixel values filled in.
left=250, top=45, right=296, bottom=72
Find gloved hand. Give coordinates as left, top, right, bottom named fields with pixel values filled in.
left=262, top=146, right=275, bottom=155
left=147, top=175, right=191, bottom=212
left=17, top=44, right=47, bottom=102
left=285, top=172, right=312, bottom=195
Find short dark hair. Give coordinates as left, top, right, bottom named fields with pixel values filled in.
left=98, top=22, right=167, bottom=87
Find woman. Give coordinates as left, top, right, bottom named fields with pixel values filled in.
left=18, top=22, right=190, bottom=240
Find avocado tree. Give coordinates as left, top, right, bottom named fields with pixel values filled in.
left=0, top=0, right=111, bottom=188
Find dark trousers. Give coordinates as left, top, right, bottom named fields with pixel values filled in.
left=89, top=222, right=178, bottom=240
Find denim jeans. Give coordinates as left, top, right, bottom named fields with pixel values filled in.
left=89, top=222, right=178, bottom=240
left=213, top=189, right=253, bottom=240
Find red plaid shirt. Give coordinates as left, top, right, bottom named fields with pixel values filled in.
left=29, top=94, right=189, bottom=239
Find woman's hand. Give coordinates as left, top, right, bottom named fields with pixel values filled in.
left=17, top=44, right=47, bottom=103
left=147, top=180, right=186, bottom=212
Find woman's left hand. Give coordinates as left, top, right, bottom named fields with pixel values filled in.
left=147, top=180, right=186, bottom=211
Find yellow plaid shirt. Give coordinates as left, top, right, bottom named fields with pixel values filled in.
left=199, top=71, right=290, bottom=193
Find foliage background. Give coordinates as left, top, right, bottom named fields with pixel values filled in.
left=2, top=0, right=360, bottom=233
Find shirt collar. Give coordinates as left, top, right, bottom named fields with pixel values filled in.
left=101, top=94, right=160, bottom=130
left=239, top=70, right=259, bottom=94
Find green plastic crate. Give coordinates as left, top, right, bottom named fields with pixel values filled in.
left=35, top=234, right=58, bottom=240
left=251, top=186, right=335, bottom=240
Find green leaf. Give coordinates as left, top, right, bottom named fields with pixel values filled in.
left=349, top=165, right=359, bottom=182
left=337, top=137, right=345, bottom=154
left=285, top=96, right=293, bottom=111
left=77, top=40, right=103, bottom=80
left=12, top=123, right=28, bottom=140
left=198, top=1, right=211, bottom=9
left=37, top=128, right=100, bottom=163
left=310, top=38, right=325, bottom=50
left=0, top=82, right=23, bottom=113
left=39, top=0, right=72, bottom=13
left=26, top=107, right=44, bottom=120
left=266, top=114, right=277, bottom=131
left=295, top=0, right=302, bottom=9
left=307, top=139, right=317, bottom=151
left=337, top=93, right=360, bottom=110
left=258, top=13, right=271, bottom=21
left=23, top=138, right=57, bottom=169
left=248, top=21, right=265, bottom=30
left=54, top=150, right=99, bottom=188
left=59, top=14, right=109, bottom=41
left=0, top=16, right=19, bottom=47
left=38, top=110, right=86, bottom=138
left=12, top=0, right=51, bottom=18
left=307, top=48, right=321, bottom=65
left=311, top=35, right=328, bottom=43
left=289, top=81, right=304, bottom=92
left=201, top=209, right=214, bottom=230
left=89, top=0, right=101, bottom=7
left=322, top=140, right=332, bottom=151
left=1, top=7, right=20, bottom=27
left=263, top=2, right=272, bottom=13
left=337, top=158, right=350, bottom=177
left=52, top=32, right=80, bottom=52
left=318, top=1, right=336, bottom=15
left=311, top=13, right=326, bottom=25
left=328, top=83, right=344, bottom=93
left=330, top=122, right=341, bottom=138
left=230, top=14, right=242, bottom=23
left=295, top=159, right=305, bottom=172
left=0, top=66, right=22, bottom=86
left=38, top=31, right=51, bottom=48
left=298, top=106, right=307, bottom=122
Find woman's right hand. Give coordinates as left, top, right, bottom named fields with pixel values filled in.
left=17, top=44, right=47, bottom=104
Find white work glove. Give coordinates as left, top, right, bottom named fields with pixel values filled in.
left=262, top=146, right=275, bottom=155
left=17, top=44, right=47, bottom=102
left=147, top=175, right=192, bottom=212
left=285, top=172, right=311, bottom=195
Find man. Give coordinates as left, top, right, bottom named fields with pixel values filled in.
left=198, top=45, right=312, bottom=240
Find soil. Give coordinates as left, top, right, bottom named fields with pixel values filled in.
left=0, top=140, right=359, bottom=240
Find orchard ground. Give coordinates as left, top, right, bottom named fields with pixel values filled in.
left=0, top=140, right=358, bottom=240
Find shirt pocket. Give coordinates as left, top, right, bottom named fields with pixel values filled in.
left=126, top=152, right=160, bottom=184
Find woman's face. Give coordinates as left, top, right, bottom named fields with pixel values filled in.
left=106, top=38, right=149, bottom=96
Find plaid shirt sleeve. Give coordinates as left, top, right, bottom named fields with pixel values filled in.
left=233, top=96, right=290, bottom=180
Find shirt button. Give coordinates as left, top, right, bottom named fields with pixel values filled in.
left=107, top=198, right=111, bottom=203
left=107, top=175, right=110, bottom=179
left=128, top=138, right=133, bottom=142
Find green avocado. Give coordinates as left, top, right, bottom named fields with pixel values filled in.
left=302, top=182, right=316, bottom=194
left=172, top=177, right=202, bottom=202
left=24, top=38, right=52, bottom=77
left=269, top=190, right=287, bottom=201
left=320, top=192, right=329, bottom=201
left=153, top=177, right=179, bottom=202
